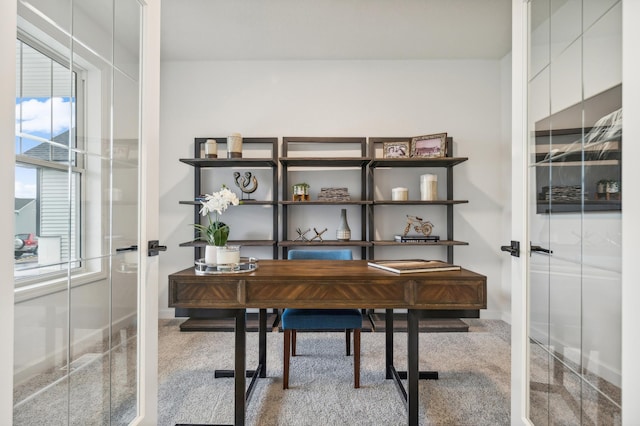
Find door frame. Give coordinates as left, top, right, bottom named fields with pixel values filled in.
left=0, top=1, right=18, bottom=423
left=621, top=1, right=640, bottom=422
left=509, top=0, right=530, bottom=424
left=0, top=1, right=161, bottom=424
left=133, top=0, right=161, bottom=424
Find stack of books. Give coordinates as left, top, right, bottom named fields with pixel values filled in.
left=394, top=235, right=440, bottom=243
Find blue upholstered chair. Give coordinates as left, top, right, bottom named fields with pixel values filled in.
left=282, top=249, right=362, bottom=389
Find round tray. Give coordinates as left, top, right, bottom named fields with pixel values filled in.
left=194, top=257, right=258, bottom=275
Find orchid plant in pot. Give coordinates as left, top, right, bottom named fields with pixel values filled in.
left=194, top=185, right=240, bottom=269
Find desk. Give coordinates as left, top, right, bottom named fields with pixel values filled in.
left=168, top=259, right=486, bottom=425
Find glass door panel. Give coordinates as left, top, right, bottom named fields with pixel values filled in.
left=14, top=0, right=142, bottom=423
left=528, top=64, right=552, bottom=424
left=110, top=66, right=140, bottom=423
left=527, top=0, right=622, bottom=424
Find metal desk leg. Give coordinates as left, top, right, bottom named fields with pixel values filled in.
left=407, top=309, right=419, bottom=426
left=385, top=308, right=394, bottom=379
left=234, top=310, right=246, bottom=426
left=258, top=308, right=266, bottom=378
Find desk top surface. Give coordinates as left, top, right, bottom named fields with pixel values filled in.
left=169, top=259, right=487, bottom=310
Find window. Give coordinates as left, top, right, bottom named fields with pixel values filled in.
left=14, top=38, right=83, bottom=283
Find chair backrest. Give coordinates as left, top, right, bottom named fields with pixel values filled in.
left=287, top=249, right=353, bottom=260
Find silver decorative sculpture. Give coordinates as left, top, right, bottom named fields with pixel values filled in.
left=310, top=227, right=327, bottom=242
left=294, top=228, right=310, bottom=241
left=233, top=171, right=258, bottom=200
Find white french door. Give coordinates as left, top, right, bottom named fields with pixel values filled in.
left=8, top=0, right=160, bottom=424
left=511, top=1, right=625, bottom=424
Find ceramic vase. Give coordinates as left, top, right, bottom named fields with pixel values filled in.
left=336, top=209, right=351, bottom=241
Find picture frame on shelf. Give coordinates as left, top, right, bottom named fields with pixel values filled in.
left=411, top=133, right=447, bottom=158
left=382, top=141, right=410, bottom=158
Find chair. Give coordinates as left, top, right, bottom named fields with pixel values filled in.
left=282, top=249, right=362, bottom=389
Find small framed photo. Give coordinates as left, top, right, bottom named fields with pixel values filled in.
left=411, top=133, right=447, bottom=158
left=382, top=141, right=410, bottom=159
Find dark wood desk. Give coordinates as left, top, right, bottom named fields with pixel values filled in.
left=169, top=259, right=486, bottom=425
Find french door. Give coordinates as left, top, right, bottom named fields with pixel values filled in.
left=11, top=0, right=159, bottom=424
left=520, top=1, right=622, bottom=424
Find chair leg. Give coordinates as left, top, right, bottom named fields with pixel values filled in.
left=283, top=329, right=290, bottom=389
left=345, top=329, right=351, bottom=356
left=354, top=328, right=361, bottom=388
left=292, top=330, right=297, bottom=356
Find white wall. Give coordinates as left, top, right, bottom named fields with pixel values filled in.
left=159, top=59, right=511, bottom=320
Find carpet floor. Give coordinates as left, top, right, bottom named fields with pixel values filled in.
left=158, top=318, right=512, bottom=426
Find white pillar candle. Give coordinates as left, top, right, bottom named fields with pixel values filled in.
left=420, top=174, right=438, bottom=200
left=391, top=187, right=409, bottom=201
left=227, top=133, right=243, bottom=158
left=205, top=139, right=217, bottom=158
left=216, top=245, right=240, bottom=271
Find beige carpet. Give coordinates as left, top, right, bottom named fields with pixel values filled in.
left=158, top=319, right=512, bottom=426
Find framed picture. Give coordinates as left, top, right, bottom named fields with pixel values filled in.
left=382, top=141, right=410, bottom=159
left=411, top=133, right=447, bottom=158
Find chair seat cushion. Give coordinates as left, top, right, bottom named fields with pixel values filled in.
left=282, top=309, right=362, bottom=330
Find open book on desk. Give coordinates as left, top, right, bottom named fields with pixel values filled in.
left=367, top=259, right=461, bottom=274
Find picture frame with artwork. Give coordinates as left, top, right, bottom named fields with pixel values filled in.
left=411, top=133, right=447, bottom=158
left=382, top=141, right=410, bottom=159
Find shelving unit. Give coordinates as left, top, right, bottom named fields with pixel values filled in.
left=175, top=135, right=476, bottom=326
left=179, top=137, right=279, bottom=260
left=366, top=136, right=475, bottom=323
left=368, top=137, right=468, bottom=263
left=279, top=137, right=372, bottom=259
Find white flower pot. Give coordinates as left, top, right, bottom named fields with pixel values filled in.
left=204, top=245, right=217, bottom=265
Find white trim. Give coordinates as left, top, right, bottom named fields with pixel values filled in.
left=621, top=0, right=640, bottom=422
left=137, top=1, right=161, bottom=424
left=510, top=0, right=530, bottom=424
left=0, top=1, right=18, bottom=423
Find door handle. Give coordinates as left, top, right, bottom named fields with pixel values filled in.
left=148, top=240, right=167, bottom=257
left=530, top=244, right=553, bottom=255
left=500, top=240, right=520, bottom=257
left=116, top=245, right=138, bottom=253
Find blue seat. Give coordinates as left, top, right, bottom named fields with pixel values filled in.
left=282, top=249, right=362, bottom=389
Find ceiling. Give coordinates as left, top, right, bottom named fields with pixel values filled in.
left=160, top=0, right=512, bottom=61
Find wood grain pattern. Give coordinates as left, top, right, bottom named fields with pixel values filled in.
left=168, top=259, right=487, bottom=310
